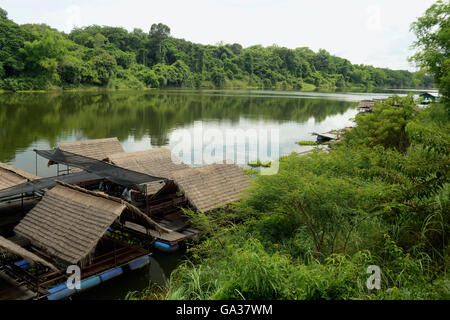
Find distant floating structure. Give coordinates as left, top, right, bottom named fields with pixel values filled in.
left=356, top=98, right=386, bottom=114
left=312, top=127, right=353, bottom=143
left=419, top=92, right=438, bottom=104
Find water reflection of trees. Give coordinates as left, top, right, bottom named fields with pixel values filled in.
left=0, top=91, right=356, bottom=162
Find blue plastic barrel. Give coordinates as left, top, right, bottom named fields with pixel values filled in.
left=154, top=241, right=179, bottom=252
left=47, top=282, right=68, bottom=294
left=99, top=267, right=123, bottom=281
left=47, top=287, right=75, bottom=300
left=47, top=282, right=76, bottom=300
left=78, top=275, right=101, bottom=291
left=128, top=255, right=150, bottom=270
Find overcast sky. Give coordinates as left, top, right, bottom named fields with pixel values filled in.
left=1, top=0, right=436, bottom=71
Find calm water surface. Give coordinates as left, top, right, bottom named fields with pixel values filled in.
left=0, top=89, right=408, bottom=298
left=0, top=89, right=397, bottom=175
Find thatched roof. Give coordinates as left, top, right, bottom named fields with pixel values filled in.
left=357, top=99, right=387, bottom=111
left=14, top=184, right=125, bottom=266
left=108, top=147, right=189, bottom=177
left=58, top=138, right=124, bottom=161
left=0, top=162, right=39, bottom=191
left=0, top=236, right=57, bottom=271
left=57, top=138, right=124, bottom=172
left=357, top=100, right=376, bottom=110
left=107, top=148, right=250, bottom=210
left=108, top=148, right=189, bottom=194
left=171, top=163, right=250, bottom=212
left=13, top=183, right=167, bottom=266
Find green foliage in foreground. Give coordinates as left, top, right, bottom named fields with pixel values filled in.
left=0, top=8, right=433, bottom=91
left=128, top=96, right=449, bottom=300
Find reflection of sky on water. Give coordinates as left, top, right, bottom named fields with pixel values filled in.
left=12, top=107, right=356, bottom=177
left=7, top=91, right=368, bottom=177
left=120, top=108, right=357, bottom=167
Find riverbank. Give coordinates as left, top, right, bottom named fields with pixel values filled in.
left=0, top=83, right=435, bottom=94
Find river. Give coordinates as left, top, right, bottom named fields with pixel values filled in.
left=0, top=88, right=427, bottom=299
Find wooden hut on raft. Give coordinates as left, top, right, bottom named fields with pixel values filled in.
left=356, top=98, right=387, bottom=114
left=107, top=148, right=250, bottom=210
left=106, top=148, right=251, bottom=250
left=53, top=138, right=124, bottom=174
left=107, top=147, right=189, bottom=196
left=170, top=163, right=251, bottom=212
left=29, top=138, right=251, bottom=250
left=0, top=138, right=252, bottom=298
left=1, top=182, right=161, bottom=300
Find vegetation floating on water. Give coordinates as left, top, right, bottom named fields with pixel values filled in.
left=247, top=160, right=272, bottom=168
left=296, top=140, right=318, bottom=146
left=260, top=161, right=272, bottom=168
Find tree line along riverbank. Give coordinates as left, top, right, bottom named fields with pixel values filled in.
left=0, top=7, right=433, bottom=92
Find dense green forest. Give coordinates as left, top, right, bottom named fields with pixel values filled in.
left=0, top=7, right=433, bottom=92
left=125, top=1, right=449, bottom=300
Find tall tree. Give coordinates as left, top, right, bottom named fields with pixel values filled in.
left=410, top=0, right=450, bottom=104
left=0, top=7, right=7, bottom=19
left=149, top=23, right=170, bottom=63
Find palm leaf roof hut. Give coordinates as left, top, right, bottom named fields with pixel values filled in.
left=108, top=148, right=251, bottom=212
left=55, top=138, right=124, bottom=173
left=108, top=148, right=250, bottom=244
left=0, top=163, right=39, bottom=191
left=171, top=163, right=250, bottom=212
left=107, top=147, right=189, bottom=195
left=13, top=182, right=166, bottom=268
